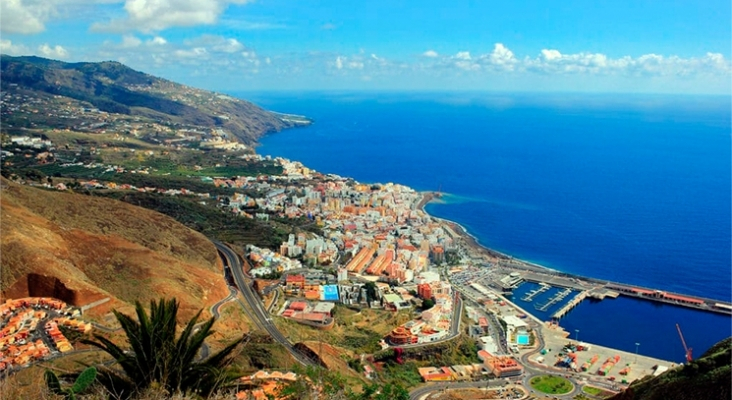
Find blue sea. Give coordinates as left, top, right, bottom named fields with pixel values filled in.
left=235, top=91, right=732, bottom=363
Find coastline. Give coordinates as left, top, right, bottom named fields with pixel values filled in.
left=417, top=191, right=559, bottom=273
left=416, top=191, right=732, bottom=305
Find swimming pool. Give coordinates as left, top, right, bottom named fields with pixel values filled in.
left=517, top=334, right=530, bottom=345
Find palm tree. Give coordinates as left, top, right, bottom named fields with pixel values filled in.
left=83, top=298, right=246, bottom=398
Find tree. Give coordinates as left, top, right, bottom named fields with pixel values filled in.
left=83, top=298, right=247, bottom=398
left=421, top=298, right=435, bottom=310
left=363, top=282, right=378, bottom=307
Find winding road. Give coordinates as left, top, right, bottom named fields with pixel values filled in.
left=212, top=240, right=319, bottom=367
left=210, top=286, right=237, bottom=319
left=393, top=293, right=463, bottom=349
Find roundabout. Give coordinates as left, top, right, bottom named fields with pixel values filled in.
left=529, top=374, right=574, bottom=395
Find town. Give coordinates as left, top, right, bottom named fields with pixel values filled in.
left=1, top=127, right=726, bottom=399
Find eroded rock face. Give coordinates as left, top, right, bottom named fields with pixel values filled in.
left=3, top=273, right=106, bottom=306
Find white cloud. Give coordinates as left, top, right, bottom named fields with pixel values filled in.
left=541, top=49, right=562, bottom=61
left=348, top=61, right=364, bottom=70
left=0, top=0, right=118, bottom=34
left=0, top=39, right=31, bottom=55
left=1, top=0, right=53, bottom=34
left=335, top=56, right=344, bottom=70
left=147, top=36, right=167, bottom=46
left=480, top=43, right=518, bottom=71
left=490, top=43, right=515, bottom=64
left=422, top=50, right=438, bottom=58
left=174, top=47, right=207, bottom=58
left=37, top=43, right=70, bottom=59
left=454, top=51, right=471, bottom=60
left=213, top=38, right=244, bottom=53
left=121, top=35, right=142, bottom=48
left=416, top=43, right=732, bottom=79
left=184, top=35, right=247, bottom=54
left=94, top=0, right=253, bottom=33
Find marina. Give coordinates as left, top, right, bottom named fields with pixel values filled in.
left=536, top=288, right=573, bottom=312
left=502, top=269, right=732, bottom=317
left=521, top=283, right=551, bottom=302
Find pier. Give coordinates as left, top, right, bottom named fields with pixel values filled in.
left=521, top=283, right=551, bottom=302
left=536, top=288, right=573, bottom=312
left=490, top=268, right=732, bottom=316
left=552, top=290, right=588, bottom=320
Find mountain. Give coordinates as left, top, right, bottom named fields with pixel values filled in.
left=0, top=55, right=304, bottom=144
left=0, top=177, right=230, bottom=321
left=608, top=337, right=731, bottom=400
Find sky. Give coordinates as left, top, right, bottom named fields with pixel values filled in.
left=1, top=0, right=731, bottom=94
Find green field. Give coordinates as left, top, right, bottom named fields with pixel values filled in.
left=582, top=385, right=603, bottom=395
left=529, top=374, right=574, bottom=395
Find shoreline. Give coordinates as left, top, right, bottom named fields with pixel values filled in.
left=418, top=191, right=559, bottom=272
left=416, top=191, right=732, bottom=306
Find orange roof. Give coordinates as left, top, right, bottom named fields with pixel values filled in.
left=664, top=293, right=704, bottom=304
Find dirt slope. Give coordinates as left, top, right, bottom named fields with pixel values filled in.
left=0, top=178, right=229, bottom=321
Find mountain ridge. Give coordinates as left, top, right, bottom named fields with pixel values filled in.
left=0, top=54, right=303, bottom=144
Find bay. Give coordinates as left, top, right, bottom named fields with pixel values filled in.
left=236, top=91, right=732, bottom=362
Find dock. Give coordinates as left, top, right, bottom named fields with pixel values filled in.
left=490, top=268, right=732, bottom=316
left=552, top=291, right=588, bottom=320
left=536, top=288, right=573, bottom=312
left=522, top=283, right=551, bottom=302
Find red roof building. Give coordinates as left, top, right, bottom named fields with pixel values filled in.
left=417, top=284, right=432, bottom=300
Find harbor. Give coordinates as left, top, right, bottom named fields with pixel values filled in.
left=478, top=266, right=732, bottom=319
left=536, top=288, right=573, bottom=312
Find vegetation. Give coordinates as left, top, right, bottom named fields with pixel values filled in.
left=400, top=335, right=480, bottom=366
left=280, top=365, right=409, bottom=400
left=529, top=375, right=574, bottom=395
left=420, top=298, right=435, bottom=310
left=92, top=191, right=288, bottom=249
left=82, top=298, right=247, bottom=399
left=44, top=366, right=97, bottom=400
left=583, top=385, right=605, bottom=396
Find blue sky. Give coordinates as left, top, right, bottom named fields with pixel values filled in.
left=1, top=0, right=730, bottom=94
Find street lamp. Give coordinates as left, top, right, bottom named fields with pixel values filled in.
left=635, top=342, right=640, bottom=363
left=575, top=329, right=580, bottom=342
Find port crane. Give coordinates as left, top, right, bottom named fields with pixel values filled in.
left=675, top=323, right=693, bottom=363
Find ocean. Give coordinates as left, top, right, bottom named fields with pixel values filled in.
left=235, top=91, right=732, bottom=363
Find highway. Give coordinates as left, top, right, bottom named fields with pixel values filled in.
left=212, top=240, right=319, bottom=367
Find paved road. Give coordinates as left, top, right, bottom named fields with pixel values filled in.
left=266, top=288, right=280, bottom=314
left=409, top=380, right=521, bottom=400
left=212, top=240, right=318, bottom=367
left=393, top=293, right=463, bottom=349
left=210, top=286, right=237, bottom=319
left=447, top=271, right=588, bottom=399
